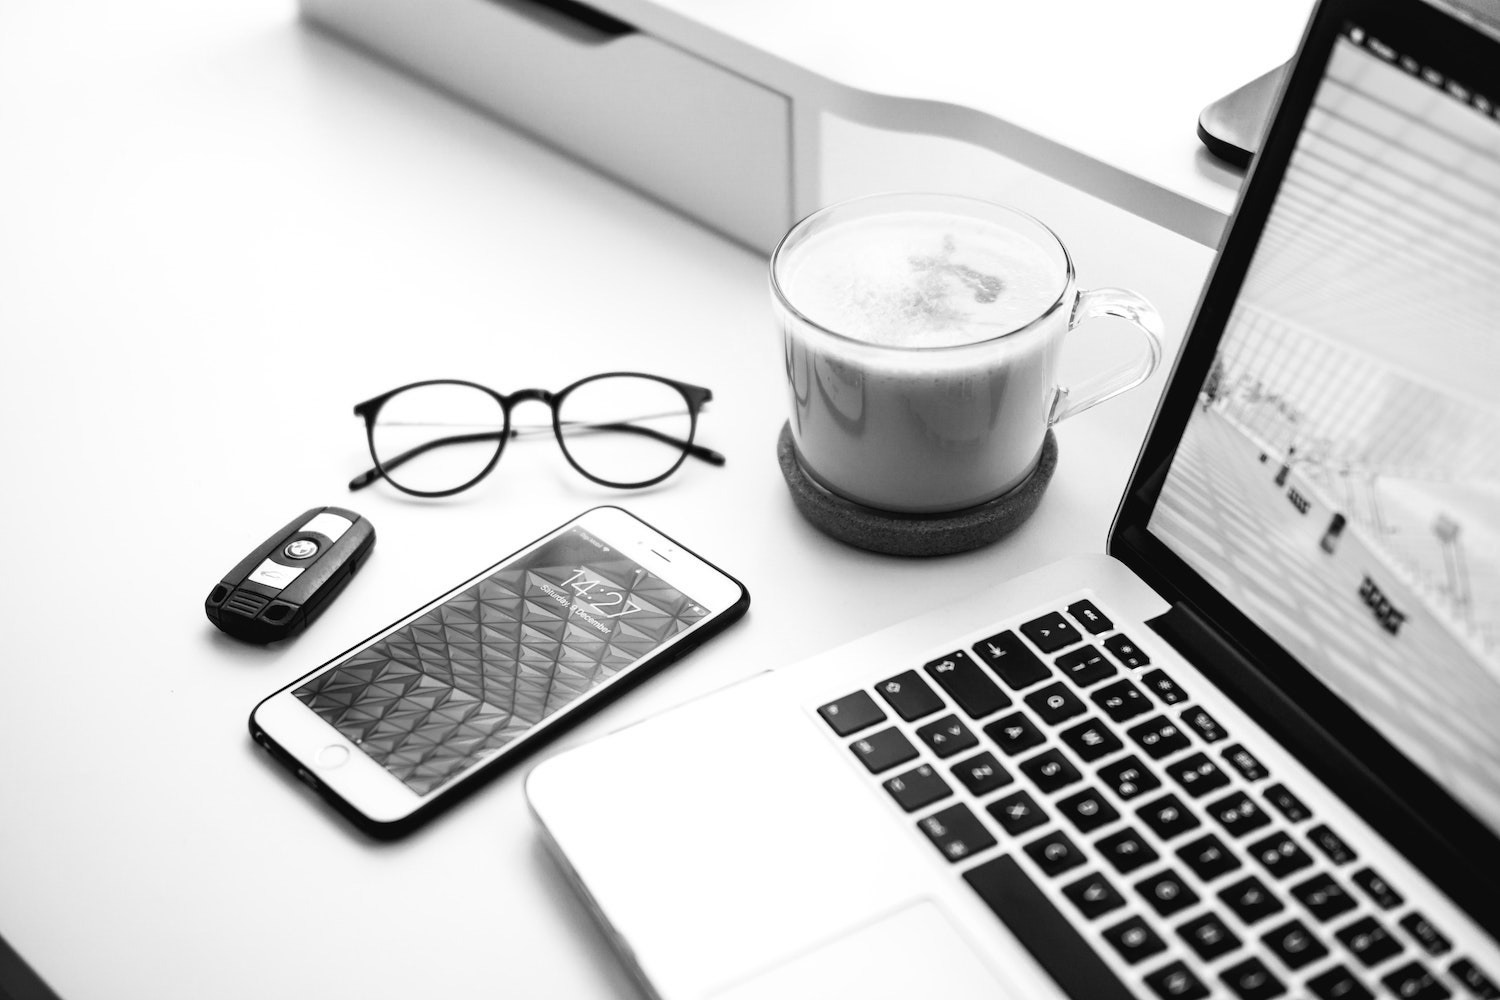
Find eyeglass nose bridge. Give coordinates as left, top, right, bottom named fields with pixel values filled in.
left=503, top=387, right=556, bottom=410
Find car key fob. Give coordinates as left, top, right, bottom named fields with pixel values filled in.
left=206, top=506, right=375, bottom=644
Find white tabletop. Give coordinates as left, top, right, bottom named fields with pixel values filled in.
left=606, top=0, right=1317, bottom=244
left=0, top=3, right=1214, bottom=997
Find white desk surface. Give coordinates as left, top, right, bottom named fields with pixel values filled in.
left=0, top=2, right=1214, bottom=997
left=610, top=0, right=1316, bottom=244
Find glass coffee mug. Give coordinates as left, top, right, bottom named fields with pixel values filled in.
left=771, top=192, right=1164, bottom=514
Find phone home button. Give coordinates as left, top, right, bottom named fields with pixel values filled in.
left=316, top=744, right=350, bottom=769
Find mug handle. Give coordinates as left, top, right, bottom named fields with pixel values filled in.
left=1048, top=287, right=1165, bottom=425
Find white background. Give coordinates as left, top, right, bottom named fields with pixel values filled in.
left=0, top=2, right=1215, bottom=996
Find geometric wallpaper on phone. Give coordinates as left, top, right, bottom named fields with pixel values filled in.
left=294, top=538, right=704, bottom=796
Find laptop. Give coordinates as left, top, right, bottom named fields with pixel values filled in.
left=525, top=0, right=1500, bottom=996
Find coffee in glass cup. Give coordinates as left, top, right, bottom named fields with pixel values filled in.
left=771, top=192, right=1163, bottom=518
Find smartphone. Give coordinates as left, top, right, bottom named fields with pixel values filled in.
left=250, top=506, right=749, bottom=837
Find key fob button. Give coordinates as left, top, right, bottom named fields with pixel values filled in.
left=284, top=539, right=319, bottom=559
left=299, top=511, right=353, bottom=540
left=248, top=559, right=306, bottom=589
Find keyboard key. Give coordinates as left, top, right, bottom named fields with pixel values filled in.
left=1167, top=752, right=1231, bottom=798
left=963, top=855, right=1137, bottom=1000
left=984, top=711, right=1047, bottom=756
left=1220, top=875, right=1286, bottom=925
left=1141, top=669, right=1188, bottom=705
left=1092, top=679, right=1153, bottom=723
left=1182, top=705, right=1228, bottom=743
left=1219, top=956, right=1286, bottom=1000
left=1263, top=917, right=1329, bottom=970
left=1308, top=824, right=1357, bottom=866
left=1451, top=958, right=1500, bottom=998
left=1020, top=748, right=1083, bottom=793
left=850, top=727, right=918, bottom=773
left=1307, top=964, right=1374, bottom=1000
left=1335, top=915, right=1403, bottom=967
left=817, top=690, right=885, bottom=735
left=1138, top=792, right=1201, bottom=840
left=988, top=789, right=1048, bottom=836
left=883, top=763, right=952, bottom=813
left=1129, top=716, right=1193, bottom=759
left=1178, top=832, right=1242, bottom=881
left=1178, top=911, right=1241, bottom=960
left=1222, top=743, right=1269, bottom=781
left=1290, top=872, right=1357, bottom=922
left=918, top=803, right=997, bottom=862
left=950, top=751, right=1012, bottom=797
left=1096, top=827, right=1159, bottom=874
left=1102, top=915, right=1167, bottom=964
left=1098, top=755, right=1162, bottom=801
left=1381, top=962, right=1451, bottom=1000
left=1263, top=783, right=1312, bottom=823
left=1021, top=611, right=1082, bottom=653
left=875, top=669, right=946, bottom=721
left=1067, top=599, right=1113, bottom=635
left=1026, top=681, right=1088, bottom=725
left=925, top=651, right=1011, bottom=719
left=1062, top=871, right=1126, bottom=919
left=1398, top=913, right=1452, bottom=956
left=1025, top=829, right=1087, bottom=877
left=915, top=714, right=978, bottom=759
left=1249, top=831, right=1313, bottom=879
left=1144, top=960, right=1210, bottom=1000
left=1059, top=717, right=1124, bottom=762
left=972, top=630, right=1052, bottom=690
left=1103, top=632, right=1150, bottom=669
left=1056, top=645, right=1117, bottom=686
left=1135, top=869, right=1199, bottom=916
left=1350, top=866, right=1403, bottom=909
left=1208, top=790, right=1272, bottom=838
left=1057, top=787, right=1120, bottom=833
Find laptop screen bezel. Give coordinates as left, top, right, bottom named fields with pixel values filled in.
left=1109, top=0, right=1500, bottom=932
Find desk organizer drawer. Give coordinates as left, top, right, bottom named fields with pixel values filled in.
left=302, top=0, right=793, bottom=251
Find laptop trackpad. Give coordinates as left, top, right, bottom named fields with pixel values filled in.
left=708, top=900, right=1011, bottom=1000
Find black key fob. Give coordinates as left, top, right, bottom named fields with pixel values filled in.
left=206, top=507, right=375, bottom=644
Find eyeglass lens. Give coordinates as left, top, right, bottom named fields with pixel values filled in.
left=370, top=383, right=506, bottom=495
left=556, top=375, right=693, bottom=485
left=369, top=376, right=695, bottom=493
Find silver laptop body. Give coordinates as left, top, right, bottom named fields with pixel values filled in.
left=528, top=1, right=1500, bottom=996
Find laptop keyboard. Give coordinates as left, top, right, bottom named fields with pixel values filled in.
left=816, top=596, right=1499, bottom=1000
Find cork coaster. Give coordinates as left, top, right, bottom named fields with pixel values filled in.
left=777, top=423, right=1057, bottom=557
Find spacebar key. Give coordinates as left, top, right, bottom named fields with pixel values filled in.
left=963, top=855, right=1135, bottom=1000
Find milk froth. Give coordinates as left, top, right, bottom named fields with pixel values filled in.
left=781, top=211, right=1065, bottom=348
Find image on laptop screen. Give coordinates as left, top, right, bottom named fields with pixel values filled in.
left=1149, top=24, right=1500, bottom=833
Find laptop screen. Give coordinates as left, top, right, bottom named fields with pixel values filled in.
left=1146, top=23, right=1500, bottom=835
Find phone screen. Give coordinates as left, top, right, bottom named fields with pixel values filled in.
left=292, top=524, right=707, bottom=797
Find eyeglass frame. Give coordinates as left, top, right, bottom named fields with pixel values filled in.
left=348, top=372, right=724, bottom=498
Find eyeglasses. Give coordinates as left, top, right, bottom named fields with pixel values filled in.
left=348, top=373, right=725, bottom=497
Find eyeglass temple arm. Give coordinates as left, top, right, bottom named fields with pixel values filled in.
left=553, top=420, right=726, bottom=465
left=348, top=423, right=725, bottom=492
left=348, top=430, right=511, bottom=491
